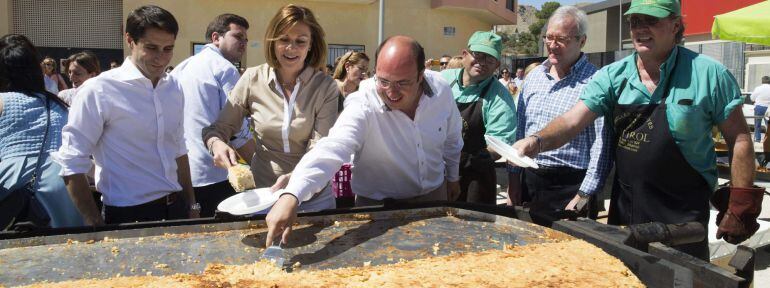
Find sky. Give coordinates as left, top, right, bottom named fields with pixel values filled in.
left=517, top=0, right=605, bottom=9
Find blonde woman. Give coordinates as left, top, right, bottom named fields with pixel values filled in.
left=203, top=4, right=339, bottom=212
left=40, top=57, right=67, bottom=94
left=330, top=51, right=369, bottom=207
left=333, top=51, right=369, bottom=97
left=446, top=55, right=463, bottom=69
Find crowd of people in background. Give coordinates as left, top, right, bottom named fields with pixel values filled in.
left=0, top=0, right=764, bottom=262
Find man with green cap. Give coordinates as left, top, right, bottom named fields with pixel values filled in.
left=512, top=0, right=764, bottom=260
left=441, top=31, right=517, bottom=205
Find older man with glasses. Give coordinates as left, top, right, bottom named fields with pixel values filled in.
left=440, top=31, right=517, bottom=205
left=512, top=0, right=763, bottom=260
left=509, top=6, right=611, bottom=222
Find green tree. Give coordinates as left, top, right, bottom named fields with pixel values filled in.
left=536, top=2, right=561, bottom=19
left=499, top=2, right=561, bottom=56
left=529, top=2, right=561, bottom=37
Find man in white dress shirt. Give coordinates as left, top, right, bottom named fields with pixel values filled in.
left=264, top=36, right=463, bottom=246
left=55, top=5, right=199, bottom=225
left=171, top=14, right=255, bottom=217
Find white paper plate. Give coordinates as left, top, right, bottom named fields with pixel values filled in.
left=217, top=187, right=280, bottom=216
left=484, top=135, right=539, bottom=169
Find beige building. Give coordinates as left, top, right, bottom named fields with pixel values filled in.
left=1, top=0, right=516, bottom=69
left=580, top=0, right=631, bottom=54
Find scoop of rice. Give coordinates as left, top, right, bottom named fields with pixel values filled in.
left=227, top=164, right=256, bottom=192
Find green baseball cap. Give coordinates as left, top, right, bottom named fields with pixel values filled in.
left=467, top=31, right=502, bottom=61
left=624, top=0, right=681, bottom=18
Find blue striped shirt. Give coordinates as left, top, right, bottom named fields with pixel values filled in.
left=512, top=55, right=612, bottom=195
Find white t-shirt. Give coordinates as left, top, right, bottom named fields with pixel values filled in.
left=44, top=74, right=59, bottom=94
left=751, top=83, right=770, bottom=107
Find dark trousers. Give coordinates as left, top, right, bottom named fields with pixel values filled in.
left=458, top=164, right=497, bottom=205
left=524, top=167, right=598, bottom=218
left=103, top=192, right=187, bottom=224
left=194, top=180, right=237, bottom=217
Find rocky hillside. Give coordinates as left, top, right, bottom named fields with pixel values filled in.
left=496, top=5, right=538, bottom=34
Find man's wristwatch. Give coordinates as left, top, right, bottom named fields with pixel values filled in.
left=528, top=134, right=542, bottom=153
left=190, top=202, right=202, bottom=212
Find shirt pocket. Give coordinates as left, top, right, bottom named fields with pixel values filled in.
left=666, top=102, right=709, bottom=144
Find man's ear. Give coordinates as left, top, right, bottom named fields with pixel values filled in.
left=211, top=31, right=221, bottom=45
left=125, top=33, right=135, bottom=48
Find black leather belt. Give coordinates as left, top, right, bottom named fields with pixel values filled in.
left=146, top=192, right=179, bottom=206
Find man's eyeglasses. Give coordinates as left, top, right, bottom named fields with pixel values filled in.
left=542, top=34, right=580, bottom=45
left=440, top=62, right=449, bottom=66
left=469, top=51, right=498, bottom=65
left=375, top=76, right=416, bottom=90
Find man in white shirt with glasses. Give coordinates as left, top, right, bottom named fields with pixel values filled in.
left=263, top=36, right=463, bottom=246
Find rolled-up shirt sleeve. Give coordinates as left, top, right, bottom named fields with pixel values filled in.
left=284, top=102, right=369, bottom=203
left=53, top=85, right=105, bottom=176
left=202, top=68, right=253, bottom=146
left=444, top=93, right=463, bottom=182
left=482, top=87, right=518, bottom=144
left=712, top=67, right=744, bottom=124
left=580, top=68, right=615, bottom=117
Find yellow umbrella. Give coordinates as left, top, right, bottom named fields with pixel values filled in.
left=712, top=1, right=770, bottom=45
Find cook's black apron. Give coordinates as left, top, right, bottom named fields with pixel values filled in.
left=609, top=68, right=711, bottom=260
left=452, top=79, right=497, bottom=204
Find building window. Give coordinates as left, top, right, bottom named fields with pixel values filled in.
left=443, top=26, right=456, bottom=37
left=506, top=0, right=515, bottom=12
left=328, top=44, right=365, bottom=67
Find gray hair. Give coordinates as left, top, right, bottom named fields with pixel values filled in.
left=547, top=6, right=589, bottom=37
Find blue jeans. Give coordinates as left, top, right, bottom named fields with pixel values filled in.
left=755, top=105, right=768, bottom=142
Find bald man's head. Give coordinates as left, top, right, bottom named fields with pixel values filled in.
left=372, top=36, right=426, bottom=116
left=375, top=36, right=425, bottom=74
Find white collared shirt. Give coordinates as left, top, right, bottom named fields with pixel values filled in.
left=171, top=44, right=252, bottom=187
left=267, top=71, right=301, bottom=153
left=285, top=70, right=463, bottom=202
left=53, top=58, right=187, bottom=207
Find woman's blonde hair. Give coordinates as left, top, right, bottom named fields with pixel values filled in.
left=264, top=4, right=327, bottom=70
left=332, top=51, right=369, bottom=80
left=41, top=57, right=57, bottom=72
left=446, top=56, right=463, bottom=69
left=524, top=62, right=540, bottom=77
